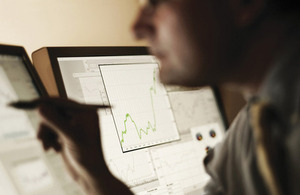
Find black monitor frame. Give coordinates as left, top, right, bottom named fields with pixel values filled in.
left=0, top=44, right=48, bottom=97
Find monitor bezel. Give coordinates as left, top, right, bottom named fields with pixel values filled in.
left=39, top=46, right=228, bottom=128
left=0, top=44, right=48, bottom=98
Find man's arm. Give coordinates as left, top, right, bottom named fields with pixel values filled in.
left=34, top=98, right=132, bottom=194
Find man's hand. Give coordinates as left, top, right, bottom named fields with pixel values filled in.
left=13, top=98, right=132, bottom=195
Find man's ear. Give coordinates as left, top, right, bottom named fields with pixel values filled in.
left=229, top=0, right=267, bottom=27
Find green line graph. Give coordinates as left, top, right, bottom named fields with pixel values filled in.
left=99, top=63, right=180, bottom=152
left=120, top=69, right=157, bottom=145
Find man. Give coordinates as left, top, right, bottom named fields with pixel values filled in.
left=34, top=0, right=300, bottom=194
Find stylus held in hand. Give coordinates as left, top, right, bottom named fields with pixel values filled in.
left=8, top=99, right=111, bottom=111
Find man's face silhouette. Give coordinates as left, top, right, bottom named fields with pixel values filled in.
left=132, top=0, right=239, bottom=87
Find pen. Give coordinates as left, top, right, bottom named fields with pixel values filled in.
left=8, top=100, right=111, bottom=111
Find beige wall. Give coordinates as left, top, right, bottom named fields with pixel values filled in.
left=0, top=0, right=144, bottom=57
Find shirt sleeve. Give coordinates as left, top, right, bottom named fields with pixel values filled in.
left=202, top=106, right=269, bottom=195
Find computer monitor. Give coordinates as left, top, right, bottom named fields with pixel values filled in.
left=33, top=47, right=228, bottom=194
left=0, top=44, right=85, bottom=195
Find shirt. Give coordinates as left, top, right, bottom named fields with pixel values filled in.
left=203, top=28, right=300, bottom=195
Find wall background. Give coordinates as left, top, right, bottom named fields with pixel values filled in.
left=0, top=0, right=144, bottom=57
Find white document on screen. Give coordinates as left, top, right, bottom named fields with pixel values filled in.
left=0, top=162, right=17, bottom=195
left=0, top=67, right=35, bottom=142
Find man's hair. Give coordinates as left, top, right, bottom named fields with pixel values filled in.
left=270, top=0, right=300, bottom=13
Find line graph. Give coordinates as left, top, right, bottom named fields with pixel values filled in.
left=168, top=88, right=224, bottom=135
left=151, top=141, right=210, bottom=191
left=107, top=150, right=157, bottom=187
left=11, top=158, right=53, bottom=194
left=121, top=69, right=157, bottom=145
left=99, top=63, right=179, bottom=152
left=78, top=76, right=106, bottom=104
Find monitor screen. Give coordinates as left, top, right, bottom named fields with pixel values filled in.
left=55, top=52, right=227, bottom=194
left=0, top=47, right=84, bottom=195
left=0, top=54, right=40, bottom=142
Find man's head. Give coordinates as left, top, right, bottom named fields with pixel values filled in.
left=132, top=0, right=300, bottom=87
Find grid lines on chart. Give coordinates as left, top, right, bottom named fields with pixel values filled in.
left=99, top=63, right=179, bottom=152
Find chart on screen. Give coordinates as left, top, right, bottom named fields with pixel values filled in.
left=0, top=67, right=35, bottom=141
left=107, top=150, right=157, bottom=187
left=11, top=158, right=54, bottom=194
left=0, top=67, right=17, bottom=104
left=151, top=141, right=210, bottom=192
left=99, top=63, right=180, bottom=152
